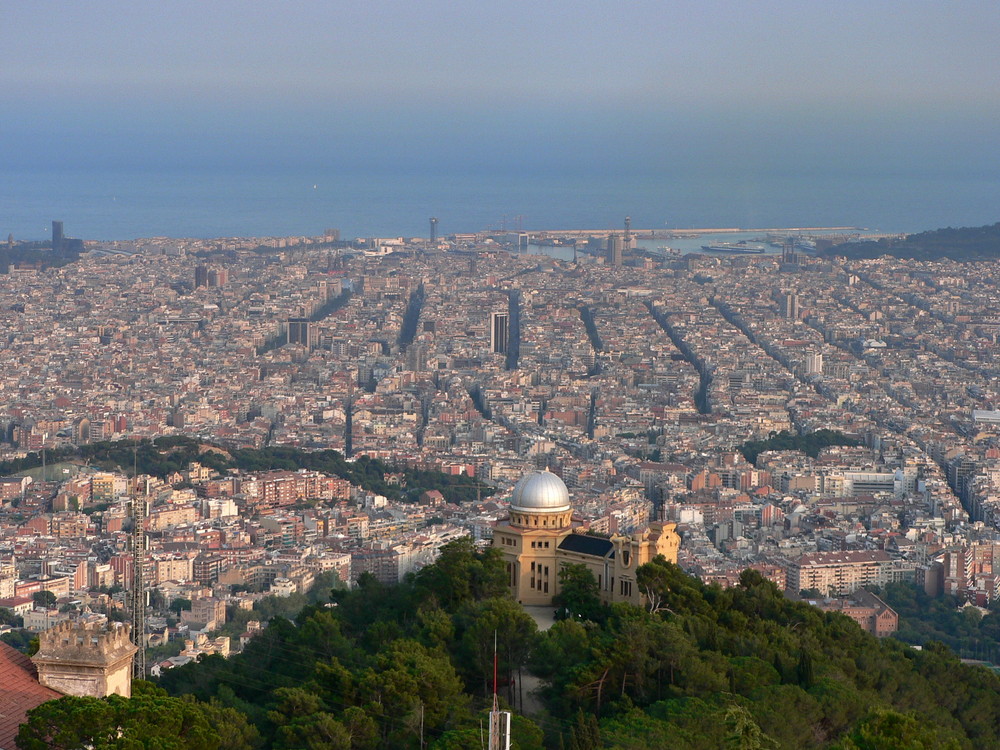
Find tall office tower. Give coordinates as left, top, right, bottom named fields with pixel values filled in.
left=194, top=265, right=209, bottom=288
left=783, top=293, right=800, bottom=320
left=287, top=317, right=312, bottom=348
left=624, top=216, right=633, bottom=251
left=491, top=311, right=509, bottom=354
left=51, top=221, right=64, bottom=254
left=429, top=217, right=439, bottom=243
left=805, top=351, right=824, bottom=376
left=207, top=268, right=228, bottom=287
left=607, top=234, right=624, bottom=267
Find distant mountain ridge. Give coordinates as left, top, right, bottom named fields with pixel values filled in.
left=823, top=222, right=1000, bottom=261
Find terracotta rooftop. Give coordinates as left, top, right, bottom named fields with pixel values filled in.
left=0, top=642, right=61, bottom=750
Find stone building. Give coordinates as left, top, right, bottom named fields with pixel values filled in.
left=31, top=620, right=138, bottom=699
left=0, top=620, right=137, bottom=748
left=816, top=589, right=898, bottom=637
left=493, top=470, right=680, bottom=608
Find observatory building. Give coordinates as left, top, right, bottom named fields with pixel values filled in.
left=493, top=470, right=680, bottom=607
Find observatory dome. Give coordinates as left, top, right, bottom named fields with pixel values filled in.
left=510, top=470, right=571, bottom=513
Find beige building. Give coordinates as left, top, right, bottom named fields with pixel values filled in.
left=493, top=471, right=680, bottom=608
left=788, top=550, right=895, bottom=596
left=32, top=620, right=137, bottom=698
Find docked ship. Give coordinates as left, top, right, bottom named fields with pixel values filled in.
left=700, top=241, right=766, bottom=254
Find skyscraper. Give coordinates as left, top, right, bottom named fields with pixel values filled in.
left=805, top=351, right=824, bottom=376
left=287, top=317, right=312, bottom=348
left=607, top=234, right=623, bottom=267
left=429, top=217, right=439, bottom=243
left=51, top=221, right=64, bottom=254
left=783, top=293, right=801, bottom=320
left=491, top=311, right=509, bottom=354
left=194, top=265, right=209, bottom=288
left=207, top=268, right=228, bottom=287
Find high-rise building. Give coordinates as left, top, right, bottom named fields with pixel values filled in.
left=607, top=234, right=623, bottom=267
left=194, top=265, right=209, bottom=288
left=805, top=351, right=824, bottom=376
left=490, top=311, right=509, bottom=354
left=51, top=221, right=64, bottom=254
left=783, top=293, right=800, bottom=320
left=207, top=268, right=228, bottom=287
left=429, top=217, right=439, bottom=243
left=287, top=318, right=312, bottom=348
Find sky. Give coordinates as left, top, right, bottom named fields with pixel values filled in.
left=3, top=2, right=1000, bottom=180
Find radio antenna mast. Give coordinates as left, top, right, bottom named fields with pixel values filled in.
left=487, top=630, right=511, bottom=750
left=130, top=443, right=147, bottom=679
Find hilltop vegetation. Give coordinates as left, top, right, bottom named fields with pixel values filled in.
left=21, top=542, right=1000, bottom=748
left=876, top=581, right=1000, bottom=665
left=823, top=222, right=1000, bottom=261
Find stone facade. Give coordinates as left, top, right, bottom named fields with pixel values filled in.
left=493, top=471, right=680, bottom=608
left=31, top=620, right=137, bottom=698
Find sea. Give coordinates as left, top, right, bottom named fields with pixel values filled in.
left=2, top=167, right=998, bottom=242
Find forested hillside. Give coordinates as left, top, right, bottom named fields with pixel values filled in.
left=19, top=542, right=1000, bottom=749
left=823, top=222, right=1000, bottom=261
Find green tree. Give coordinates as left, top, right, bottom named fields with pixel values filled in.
left=566, top=710, right=601, bottom=750
left=834, top=708, right=965, bottom=750
left=32, top=590, right=57, bottom=609
left=16, top=681, right=248, bottom=750
left=553, top=563, right=604, bottom=622
left=724, top=704, right=776, bottom=749
left=268, top=687, right=351, bottom=750
left=360, top=639, right=471, bottom=746
left=170, top=597, right=193, bottom=615
left=0, top=606, right=22, bottom=627
left=458, top=597, right=537, bottom=702
left=1, top=629, right=37, bottom=654
left=412, top=537, right=507, bottom=610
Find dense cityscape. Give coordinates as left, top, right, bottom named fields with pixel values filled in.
left=6, top=225, right=1000, bottom=746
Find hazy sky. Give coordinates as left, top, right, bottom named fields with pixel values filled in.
left=4, top=1, right=1000, bottom=176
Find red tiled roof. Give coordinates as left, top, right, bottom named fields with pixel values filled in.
left=0, top=642, right=61, bottom=750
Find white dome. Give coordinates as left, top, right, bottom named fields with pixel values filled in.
left=510, top=471, right=571, bottom=513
